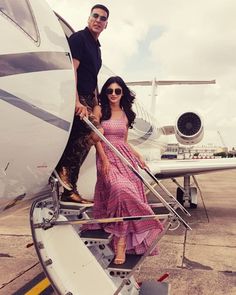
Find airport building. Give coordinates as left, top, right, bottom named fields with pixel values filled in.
left=162, top=143, right=229, bottom=159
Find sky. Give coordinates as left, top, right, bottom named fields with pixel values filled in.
left=47, top=0, right=236, bottom=148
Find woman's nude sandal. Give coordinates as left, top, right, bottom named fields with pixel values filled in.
left=70, top=192, right=93, bottom=204
left=114, top=237, right=126, bottom=265
left=61, top=192, right=93, bottom=204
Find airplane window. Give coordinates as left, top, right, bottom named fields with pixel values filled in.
left=146, top=112, right=151, bottom=124
left=0, top=0, right=38, bottom=42
left=139, top=104, right=146, bottom=121
left=144, top=109, right=149, bottom=122
left=135, top=102, right=141, bottom=117
left=132, top=103, right=139, bottom=117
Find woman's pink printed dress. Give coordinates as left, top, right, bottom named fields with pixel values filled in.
left=92, top=114, right=163, bottom=254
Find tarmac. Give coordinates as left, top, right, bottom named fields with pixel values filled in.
left=0, top=170, right=236, bottom=295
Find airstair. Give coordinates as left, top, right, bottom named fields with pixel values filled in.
left=30, top=118, right=191, bottom=295
left=30, top=169, right=190, bottom=294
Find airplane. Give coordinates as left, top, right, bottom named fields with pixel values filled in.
left=1, top=1, right=236, bottom=294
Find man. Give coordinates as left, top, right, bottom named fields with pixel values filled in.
left=56, top=4, right=109, bottom=203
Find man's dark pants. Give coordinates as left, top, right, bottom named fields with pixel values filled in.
left=56, top=94, right=100, bottom=195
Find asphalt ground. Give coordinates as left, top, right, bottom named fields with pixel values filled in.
left=0, top=170, right=235, bottom=295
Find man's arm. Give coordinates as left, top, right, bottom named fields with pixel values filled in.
left=72, top=58, right=88, bottom=118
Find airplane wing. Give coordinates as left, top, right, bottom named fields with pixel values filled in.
left=143, top=157, right=236, bottom=208
left=147, top=158, right=236, bottom=179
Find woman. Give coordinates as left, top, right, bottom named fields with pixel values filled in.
left=92, top=76, right=163, bottom=264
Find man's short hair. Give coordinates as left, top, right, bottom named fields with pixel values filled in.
left=91, top=4, right=109, bottom=18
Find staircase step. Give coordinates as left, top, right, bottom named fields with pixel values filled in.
left=151, top=206, right=170, bottom=215
left=59, top=200, right=93, bottom=210
left=108, top=254, right=142, bottom=272
left=80, top=229, right=113, bottom=246
left=139, top=280, right=170, bottom=295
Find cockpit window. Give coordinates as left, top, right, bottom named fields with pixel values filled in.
left=0, top=0, right=38, bottom=42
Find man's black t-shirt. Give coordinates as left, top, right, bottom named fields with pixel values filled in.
left=69, top=27, right=102, bottom=95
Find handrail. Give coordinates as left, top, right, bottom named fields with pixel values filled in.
left=143, top=167, right=191, bottom=216
left=33, top=213, right=170, bottom=229
left=83, top=117, right=191, bottom=230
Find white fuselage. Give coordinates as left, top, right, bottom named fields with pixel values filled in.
left=0, top=1, right=75, bottom=203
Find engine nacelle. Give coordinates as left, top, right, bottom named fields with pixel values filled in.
left=175, top=112, right=204, bottom=145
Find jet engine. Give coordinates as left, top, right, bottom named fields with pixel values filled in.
left=175, top=112, right=203, bottom=145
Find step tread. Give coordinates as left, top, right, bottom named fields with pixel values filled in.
left=59, top=201, right=93, bottom=209
left=80, top=229, right=112, bottom=240
left=139, top=280, right=170, bottom=295
left=152, top=206, right=170, bottom=215
left=108, top=254, right=142, bottom=271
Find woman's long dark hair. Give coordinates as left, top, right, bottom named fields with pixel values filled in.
left=99, top=76, right=136, bottom=128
